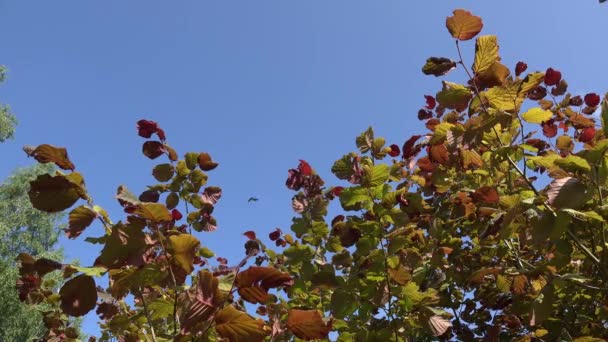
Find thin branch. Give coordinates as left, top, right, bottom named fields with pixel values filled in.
left=380, top=237, right=399, bottom=341
left=137, top=289, right=158, bottom=342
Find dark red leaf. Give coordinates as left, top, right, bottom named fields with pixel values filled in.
left=139, top=190, right=160, bottom=203
left=525, top=139, right=549, bottom=152
left=558, top=121, right=569, bottom=133
left=298, top=160, right=313, bottom=175
left=584, top=93, right=601, bottom=107
left=137, top=120, right=158, bottom=138
left=388, top=144, right=400, bottom=157
left=541, top=120, right=558, bottom=138
left=275, top=238, right=287, bottom=247
left=171, top=209, right=183, bottom=221
left=528, top=86, right=547, bottom=100
left=156, top=128, right=166, bottom=141
left=418, top=109, right=433, bottom=120
left=142, top=141, right=165, bottom=159
left=515, top=61, right=527, bottom=77
left=216, top=257, right=228, bottom=265
left=424, top=95, right=436, bottom=110
left=286, top=169, right=303, bottom=191
left=269, top=228, right=282, bottom=241
left=402, top=135, right=423, bottom=159
left=331, top=215, right=345, bottom=227
left=578, top=127, right=596, bottom=143
left=544, top=68, right=562, bottom=86
left=243, top=231, right=257, bottom=240
left=330, top=186, right=344, bottom=197
left=426, top=118, right=440, bottom=131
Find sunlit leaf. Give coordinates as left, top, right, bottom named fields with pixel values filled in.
left=66, top=205, right=97, bottom=239
left=28, top=173, right=86, bottom=212
left=168, top=234, right=201, bottom=273
left=446, top=9, right=483, bottom=41
left=214, top=305, right=266, bottom=342
left=287, top=309, right=332, bottom=341
left=522, top=108, right=553, bottom=124
left=235, top=266, right=293, bottom=304
left=24, top=144, right=75, bottom=170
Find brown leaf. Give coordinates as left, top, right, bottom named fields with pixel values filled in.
left=66, top=205, right=97, bottom=239
left=60, top=274, right=97, bottom=317
left=446, top=9, right=483, bottom=41
left=428, top=315, right=452, bottom=336
left=24, top=144, right=75, bottom=170
left=198, top=152, right=219, bottom=171
left=472, top=186, right=499, bottom=204
left=142, top=141, right=165, bottom=159
left=286, top=309, right=332, bottom=341
left=236, top=266, right=293, bottom=304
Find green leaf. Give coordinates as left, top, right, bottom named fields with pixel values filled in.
left=331, top=289, right=358, bottom=318
left=554, top=155, right=591, bottom=172
left=356, top=127, right=374, bottom=153
left=214, top=305, right=266, bottom=342
left=436, top=81, right=473, bottom=111
left=184, top=152, right=200, bottom=170
left=530, top=284, right=555, bottom=326
left=148, top=298, right=174, bottom=320
left=602, top=93, right=608, bottom=136
left=198, top=246, right=215, bottom=258
left=430, top=122, right=455, bottom=145
left=331, top=153, right=357, bottom=181
left=152, top=163, right=174, bottom=182
left=339, top=186, right=372, bottom=211
left=522, top=107, right=553, bottom=124
left=361, top=164, right=389, bottom=188
left=561, top=209, right=605, bottom=222
left=72, top=266, right=107, bottom=277
left=168, top=234, right=201, bottom=273
left=422, top=57, right=457, bottom=77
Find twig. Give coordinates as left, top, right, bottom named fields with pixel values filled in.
left=137, top=289, right=158, bottom=342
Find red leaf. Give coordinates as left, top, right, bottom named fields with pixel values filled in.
left=429, top=144, right=449, bottom=164
left=544, top=68, right=562, bottom=86
left=472, top=186, right=500, bottom=204
left=525, top=139, right=549, bottom=152
left=142, top=141, right=165, bottom=159
left=298, top=160, right=313, bottom=175
left=418, top=109, right=433, bottom=120
left=156, top=128, right=166, bottom=141
left=515, top=61, right=527, bottom=77
left=558, top=121, right=569, bottom=133
left=388, top=144, right=401, bottom=157
left=402, top=135, right=422, bottom=159
left=171, top=209, right=183, bottom=221
left=417, top=156, right=436, bottom=172
left=541, top=120, right=558, bottom=138
left=269, top=228, right=282, bottom=241
left=578, top=127, right=596, bottom=143
left=329, top=186, right=344, bottom=197
left=584, top=93, right=600, bottom=107
left=243, top=231, right=257, bottom=240
left=426, top=118, right=440, bottom=131
left=137, top=120, right=158, bottom=138
left=424, top=95, right=436, bottom=110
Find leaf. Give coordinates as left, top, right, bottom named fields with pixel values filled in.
left=472, top=186, right=499, bottom=203
left=530, top=284, right=555, bottom=326
left=72, top=266, right=107, bottom=277
left=356, top=126, right=374, bottom=153
left=28, top=173, right=86, bottom=212
left=546, top=177, right=589, bottom=209
left=446, top=9, right=483, bottom=41
left=181, top=270, right=224, bottom=333
left=133, top=203, right=172, bottom=222
left=287, top=309, right=332, bottom=341
left=169, top=234, right=201, bottom=273
left=602, top=93, right=608, bottom=136
left=554, top=155, right=591, bottom=172
left=142, top=141, right=165, bottom=159
left=522, top=108, right=553, bottom=124
left=235, top=266, right=293, bottom=304
left=430, top=122, right=454, bottom=144
left=152, top=163, right=174, bottom=182
left=24, top=144, right=75, bottom=170
left=148, top=298, right=174, bottom=320
left=214, top=305, right=266, bottom=342
left=428, top=315, right=452, bottom=337
left=60, top=274, right=97, bottom=317
left=361, top=164, right=389, bottom=188
left=436, top=81, right=473, bottom=112
left=66, top=205, right=97, bottom=239
left=198, top=152, right=219, bottom=171
left=473, top=35, right=499, bottom=74
left=422, top=57, right=457, bottom=77
left=330, top=289, right=358, bottom=319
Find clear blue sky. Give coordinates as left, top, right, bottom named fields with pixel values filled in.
left=1, top=1, right=607, bottom=337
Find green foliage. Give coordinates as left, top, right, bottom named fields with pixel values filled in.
left=0, top=66, right=17, bottom=142
left=14, top=8, right=608, bottom=341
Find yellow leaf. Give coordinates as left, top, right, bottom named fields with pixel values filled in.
left=215, top=305, right=266, bottom=342
left=522, top=108, right=553, bottom=124
left=446, top=9, right=483, bottom=41
left=169, top=234, right=200, bottom=273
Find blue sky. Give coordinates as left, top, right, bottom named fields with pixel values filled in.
left=1, top=1, right=607, bottom=337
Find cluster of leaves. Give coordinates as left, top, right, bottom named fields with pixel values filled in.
left=16, top=8, right=608, bottom=341
left=0, top=65, right=17, bottom=142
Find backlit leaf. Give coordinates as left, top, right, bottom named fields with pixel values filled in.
left=66, top=205, right=97, bottom=239
left=428, top=315, right=452, bottom=337
left=152, top=163, right=174, bottom=182
left=287, top=309, right=332, bottom=341
left=522, top=108, right=553, bottom=124
left=214, top=305, right=266, bottom=342
left=133, top=203, right=172, bottom=222
left=169, top=234, right=201, bottom=273
left=422, top=57, right=457, bottom=77
left=235, top=266, right=293, bottom=304
left=473, top=35, right=499, bottom=74
left=436, top=81, right=473, bottom=112
left=446, top=9, right=483, bottom=41
left=28, top=173, right=86, bottom=212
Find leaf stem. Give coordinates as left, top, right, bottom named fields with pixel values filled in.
left=137, top=289, right=158, bottom=342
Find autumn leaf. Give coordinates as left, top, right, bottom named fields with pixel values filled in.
left=214, top=305, right=266, bottom=342
left=66, top=205, right=97, bottom=239
left=446, top=9, right=483, bottom=41
left=169, top=234, right=201, bottom=273
left=60, top=274, right=97, bottom=317
left=235, top=266, right=293, bottom=304
left=24, top=144, right=75, bottom=170
left=286, top=309, right=332, bottom=340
